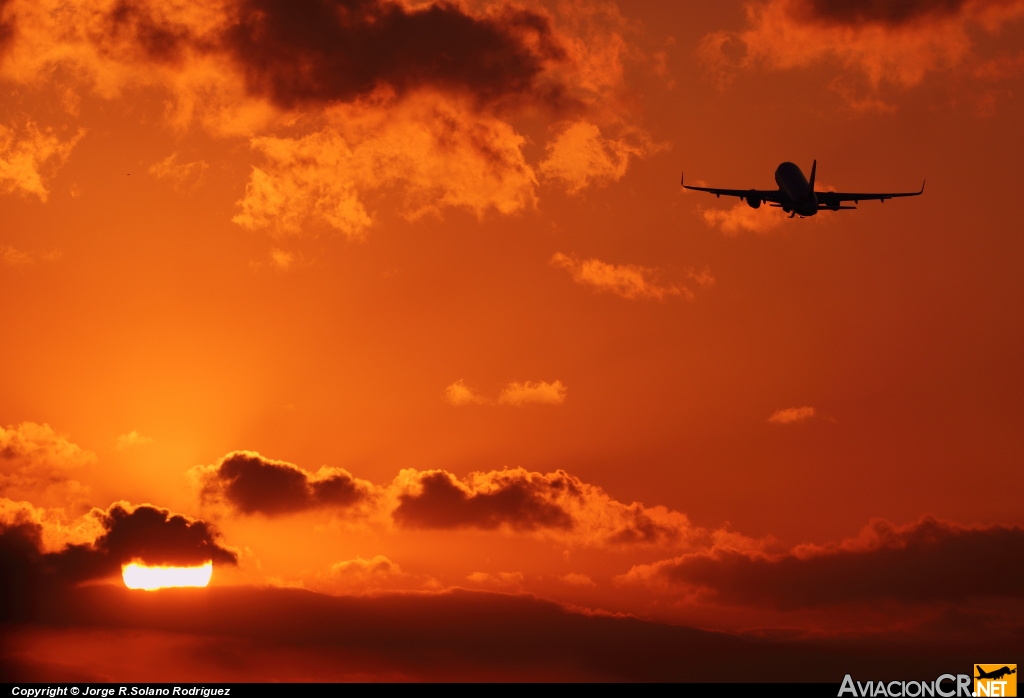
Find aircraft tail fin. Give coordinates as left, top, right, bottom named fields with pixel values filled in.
left=809, top=159, right=817, bottom=192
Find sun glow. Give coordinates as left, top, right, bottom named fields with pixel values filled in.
left=122, top=561, right=214, bottom=590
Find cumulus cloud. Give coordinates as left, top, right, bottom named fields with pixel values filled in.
left=0, top=122, right=82, bottom=200
left=85, top=501, right=237, bottom=570
left=0, top=245, right=59, bottom=265
left=446, top=379, right=567, bottom=406
left=267, top=248, right=298, bottom=271
left=0, top=245, right=33, bottom=266
left=700, top=201, right=789, bottom=235
left=444, top=379, right=489, bottom=406
left=620, top=516, right=1024, bottom=609
left=223, top=0, right=567, bottom=109
left=539, top=120, right=652, bottom=194
left=192, top=454, right=709, bottom=549
left=114, top=430, right=153, bottom=450
left=767, top=406, right=816, bottom=424
left=232, top=93, right=539, bottom=239
left=0, top=0, right=13, bottom=55
left=698, top=0, right=1024, bottom=104
left=192, top=450, right=377, bottom=516
left=0, top=0, right=654, bottom=233
left=330, top=554, right=401, bottom=580
left=1, top=0, right=566, bottom=106
left=319, top=554, right=430, bottom=593
left=1, top=500, right=236, bottom=619
left=551, top=252, right=705, bottom=300
left=0, top=498, right=104, bottom=553
left=392, top=469, right=573, bottom=532
left=498, top=380, right=567, bottom=406
left=0, top=422, right=95, bottom=510
left=561, top=572, right=596, bottom=587
left=148, top=153, right=208, bottom=190
left=388, top=467, right=722, bottom=550
left=248, top=247, right=311, bottom=273
left=466, top=570, right=524, bottom=588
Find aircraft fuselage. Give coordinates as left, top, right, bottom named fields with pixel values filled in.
left=774, top=162, right=818, bottom=216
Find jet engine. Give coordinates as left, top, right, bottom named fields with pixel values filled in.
left=745, top=191, right=761, bottom=209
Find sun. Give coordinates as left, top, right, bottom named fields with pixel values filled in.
left=122, top=560, right=214, bottom=590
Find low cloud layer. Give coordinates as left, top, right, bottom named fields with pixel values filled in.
left=5, top=584, right=953, bottom=682
left=622, top=516, right=1024, bottom=609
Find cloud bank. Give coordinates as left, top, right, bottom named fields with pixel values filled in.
left=0, top=0, right=654, bottom=231
left=622, top=516, right=1024, bottom=609
left=699, top=0, right=1024, bottom=106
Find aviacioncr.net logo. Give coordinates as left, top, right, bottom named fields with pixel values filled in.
left=974, top=664, right=1017, bottom=697
left=839, top=674, right=973, bottom=697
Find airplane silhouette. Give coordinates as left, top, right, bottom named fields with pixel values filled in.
left=976, top=666, right=1017, bottom=681
left=681, top=161, right=924, bottom=218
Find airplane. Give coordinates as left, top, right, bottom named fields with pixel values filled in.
left=681, top=161, right=924, bottom=217
left=976, top=666, right=1017, bottom=681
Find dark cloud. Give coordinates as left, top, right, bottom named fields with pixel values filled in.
left=393, top=470, right=574, bottom=531
left=222, top=0, right=568, bottom=108
left=804, top=0, right=970, bottom=26
left=8, top=585, right=1014, bottom=682
left=643, top=517, right=1024, bottom=609
left=0, top=502, right=236, bottom=622
left=103, top=0, right=196, bottom=63
left=0, top=0, right=13, bottom=57
left=0, top=522, right=46, bottom=622
left=87, top=502, right=238, bottom=570
left=196, top=451, right=370, bottom=515
left=606, top=507, right=681, bottom=546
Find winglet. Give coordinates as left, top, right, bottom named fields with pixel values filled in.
left=808, top=159, right=817, bottom=192
left=680, top=171, right=685, bottom=187
left=920, top=179, right=926, bottom=194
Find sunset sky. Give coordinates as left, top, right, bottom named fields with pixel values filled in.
left=2, top=0, right=1023, bottom=682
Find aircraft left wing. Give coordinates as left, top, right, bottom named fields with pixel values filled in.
left=816, top=181, right=925, bottom=209
left=680, top=174, right=781, bottom=203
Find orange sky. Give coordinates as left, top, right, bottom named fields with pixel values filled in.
left=2, top=0, right=1023, bottom=682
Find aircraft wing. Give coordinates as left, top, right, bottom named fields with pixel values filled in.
left=680, top=174, right=782, bottom=203
left=816, top=182, right=925, bottom=208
